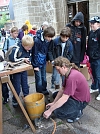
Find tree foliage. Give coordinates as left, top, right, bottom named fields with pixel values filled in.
left=0, top=13, right=7, bottom=28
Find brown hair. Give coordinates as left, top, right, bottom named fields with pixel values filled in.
left=54, top=56, right=79, bottom=71
left=60, top=27, right=71, bottom=37
left=43, top=26, right=55, bottom=37
left=11, top=27, right=18, bottom=33
left=21, top=24, right=28, bottom=31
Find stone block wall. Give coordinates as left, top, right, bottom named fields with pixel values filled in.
left=89, top=0, right=100, bottom=18
left=12, top=0, right=67, bottom=34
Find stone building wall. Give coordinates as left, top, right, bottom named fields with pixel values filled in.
left=89, top=0, right=100, bottom=18
left=12, top=0, right=67, bottom=34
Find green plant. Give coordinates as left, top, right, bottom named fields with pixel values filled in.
left=0, top=13, right=8, bottom=28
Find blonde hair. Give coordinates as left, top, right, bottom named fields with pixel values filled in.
left=22, top=35, right=34, bottom=47
left=54, top=56, right=79, bottom=71
left=11, top=27, right=18, bottom=33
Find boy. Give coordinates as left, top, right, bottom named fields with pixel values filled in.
left=48, top=27, right=73, bottom=88
left=66, top=12, right=87, bottom=67
left=43, top=56, right=90, bottom=123
left=3, top=27, right=19, bottom=54
left=87, top=16, right=100, bottom=100
left=0, top=55, right=9, bottom=104
left=31, top=26, right=55, bottom=95
left=8, top=35, right=34, bottom=108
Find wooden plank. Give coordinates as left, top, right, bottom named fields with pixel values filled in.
left=0, top=64, right=33, bottom=77
left=0, top=79, right=3, bottom=134
left=7, top=76, right=36, bottom=133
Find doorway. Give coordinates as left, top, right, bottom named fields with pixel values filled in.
left=67, top=0, right=89, bottom=33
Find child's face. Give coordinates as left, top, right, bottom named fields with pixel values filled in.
left=60, top=36, right=69, bottom=43
left=23, top=45, right=32, bottom=51
left=11, top=31, right=18, bottom=38
left=90, top=22, right=100, bottom=31
left=44, top=36, right=52, bottom=42
left=74, top=20, right=81, bottom=27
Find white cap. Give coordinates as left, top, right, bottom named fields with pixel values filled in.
left=42, top=21, right=49, bottom=26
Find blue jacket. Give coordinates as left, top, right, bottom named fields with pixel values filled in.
left=48, top=37, right=73, bottom=61
left=31, top=32, right=50, bottom=68
left=3, top=36, right=19, bottom=53
left=8, top=42, right=31, bottom=62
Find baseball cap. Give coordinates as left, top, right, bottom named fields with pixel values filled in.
left=42, top=21, right=49, bottom=26
left=89, top=16, right=100, bottom=23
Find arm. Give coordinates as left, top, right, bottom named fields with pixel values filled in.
left=48, top=40, right=54, bottom=62
left=66, top=41, right=73, bottom=61
left=43, top=93, right=69, bottom=119
left=2, top=39, right=8, bottom=53
left=31, top=40, right=39, bottom=70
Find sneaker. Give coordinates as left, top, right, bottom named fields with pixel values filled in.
left=90, top=88, right=99, bottom=93
left=67, top=110, right=83, bottom=123
left=96, top=94, right=100, bottom=100
left=3, top=98, right=9, bottom=105
left=12, top=100, right=18, bottom=108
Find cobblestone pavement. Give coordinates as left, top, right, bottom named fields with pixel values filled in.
left=2, top=73, right=100, bottom=134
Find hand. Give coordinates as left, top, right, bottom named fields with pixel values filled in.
left=34, top=67, right=39, bottom=71
left=46, top=102, right=54, bottom=110
left=24, top=58, right=31, bottom=64
left=43, top=109, right=52, bottom=119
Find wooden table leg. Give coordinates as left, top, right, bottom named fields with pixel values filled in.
left=0, top=80, right=3, bottom=134
left=1, top=76, right=36, bottom=133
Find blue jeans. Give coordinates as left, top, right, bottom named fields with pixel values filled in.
left=2, top=83, right=9, bottom=100
left=51, top=66, right=65, bottom=86
left=54, top=97, right=87, bottom=120
left=34, top=65, right=47, bottom=93
left=12, top=71, right=29, bottom=101
left=91, top=59, right=100, bottom=93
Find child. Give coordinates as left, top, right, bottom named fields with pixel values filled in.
left=3, top=27, right=19, bottom=54
left=48, top=27, right=73, bottom=88
left=66, top=12, right=87, bottom=67
left=17, top=24, right=28, bottom=41
left=0, top=55, right=9, bottom=104
left=87, top=16, right=100, bottom=100
left=8, top=35, right=34, bottom=108
left=31, top=26, right=55, bottom=95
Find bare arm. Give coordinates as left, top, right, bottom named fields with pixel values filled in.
left=43, top=93, right=69, bottom=119
left=53, top=87, right=64, bottom=103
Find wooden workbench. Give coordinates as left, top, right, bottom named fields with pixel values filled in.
left=0, top=63, right=36, bottom=134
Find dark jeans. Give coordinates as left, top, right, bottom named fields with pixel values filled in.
left=34, top=65, right=47, bottom=93
left=54, top=97, right=88, bottom=120
left=90, top=59, right=100, bottom=93
left=2, top=83, right=9, bottom=100
left=12, top=71, right=29, bottom=101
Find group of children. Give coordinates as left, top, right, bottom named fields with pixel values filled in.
left=1, top=13, right=100, bottom=112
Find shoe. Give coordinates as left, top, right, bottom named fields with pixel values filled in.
left=96, top=94, right=100, bottom=100
left=90, top=88, right=99, bottom=93
left=67, top=110, right=83, bottom=123
left=42, top=90, right=49, bottom=95
left=3, top=98, right=9, bottom=105
left=12, top=100, right=18, bottom=108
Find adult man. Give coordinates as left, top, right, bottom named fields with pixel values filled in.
left=43, top=56, right=90, bottom=123
left=66, top=12, right=87, bottom=67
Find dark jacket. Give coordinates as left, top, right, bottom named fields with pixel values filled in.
left=87, top=28, right=100, bottom=62
left=48, top=37, right=73, bottom=61
left=66, top=12, right=87, bottom=63
left=31, top=32, right=50, bottom=68
left=8, top=42, right=31, bottom=62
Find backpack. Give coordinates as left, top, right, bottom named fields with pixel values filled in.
left=4, top=45, right=20, bottom=61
